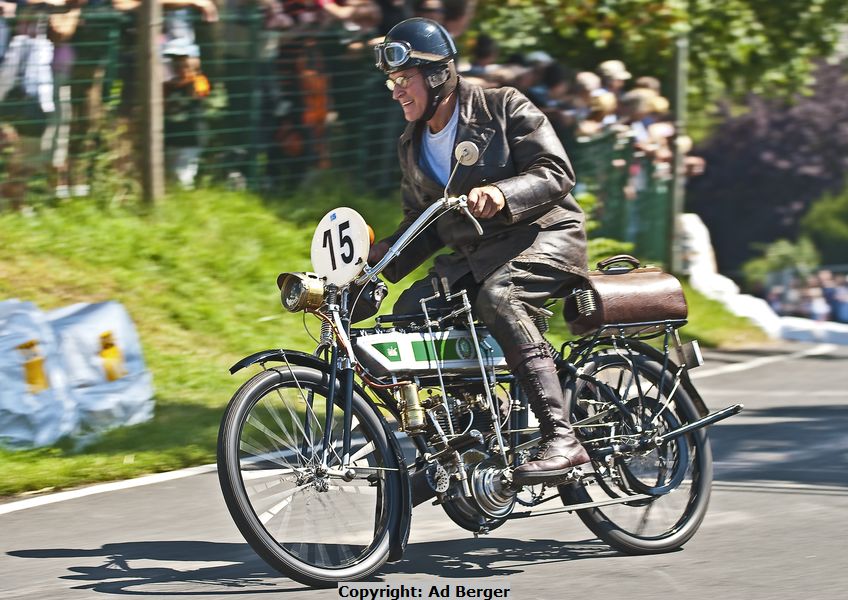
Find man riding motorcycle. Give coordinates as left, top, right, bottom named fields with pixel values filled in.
left=369, top=18, right=590, bottom=484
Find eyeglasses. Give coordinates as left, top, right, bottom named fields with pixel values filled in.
left=374, top=40, right=447, bottom=72
left=385, top=74, right=419, bottom=91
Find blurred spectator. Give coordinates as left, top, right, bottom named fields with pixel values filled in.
left=442, top=0, right=472, bottom=38
left=221, top=0, right=292, bottom=182
left=163, top=38, right=210, bottom=189
left=571, top=70, right=600, bottom=121
left=526, top=61, right=571, bottom=109
left=269, top=38, right=331, bottom=185
left=318, top=0, right=382, bottom=31
left=524, top=61, right=577, bottom=141
left=525, top=49, right=553, bottom=68
left=0, top=0, right=59, bottom=210
left=575, top=90, right=617, bottom=137
left=766, top=286, right=785, bottom=314
left=619, top=89, right=663, bottom=151
left=805, top=287, right=831, bottom=322
left=412, top=0, right=442, bottom=21
left=463, top=32, right=498, bottom=77
left=374, top=0, right=411, bottom=36
left=0, top=1, right=16, bottom=61
left=597, top=59, right=630, bottom=97
left=524, top=49, right=552, bottom=87
left=633, top=75, right=661, bottom=94
left=765, top=269, right=848, bottom=323
left=45, top=0, right=80, bottom=200
left=64, top=0, right=115, bottom=198
left=832, top=275, right=848, bottom=323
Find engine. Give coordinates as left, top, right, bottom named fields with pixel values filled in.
left=397, top=381, right=519, bottom=533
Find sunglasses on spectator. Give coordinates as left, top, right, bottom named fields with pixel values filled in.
left=385, top=74, right=420, bottom=91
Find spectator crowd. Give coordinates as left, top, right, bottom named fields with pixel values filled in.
left=1, top=0, right=702, bottom=210
left=765, top=270, right=848, bottom=324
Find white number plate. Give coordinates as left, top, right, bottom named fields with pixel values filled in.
left=310, top=207, right=370, bottom=286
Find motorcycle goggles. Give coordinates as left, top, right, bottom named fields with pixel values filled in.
left=374, top=40, right=447, bottom=72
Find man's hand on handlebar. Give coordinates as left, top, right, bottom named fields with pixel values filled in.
left=368, top=240, right=391, bottom=266
left=467, top=185, right=505, bottom=219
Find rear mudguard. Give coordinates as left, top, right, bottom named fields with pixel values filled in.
left=562, top=340, right=710, bottom=418
left=230, top=349, right=412, bottom=563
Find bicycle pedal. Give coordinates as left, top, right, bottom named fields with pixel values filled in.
left=547, top=467, right=584, bottom=487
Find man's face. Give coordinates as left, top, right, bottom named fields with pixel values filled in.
left=389, top=68, right=429, bottom=122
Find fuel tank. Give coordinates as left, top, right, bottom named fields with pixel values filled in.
left=352, top=327, right=508, bottom=377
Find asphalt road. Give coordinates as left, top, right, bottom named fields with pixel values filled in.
left=1, top=342, right=846, bottom=600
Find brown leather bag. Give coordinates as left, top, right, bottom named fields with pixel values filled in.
left=563, top=255, right=688, bottom=335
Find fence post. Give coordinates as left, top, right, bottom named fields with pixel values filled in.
left=139, top=0, right=165, bottom=203
left=669, top=34, right=689, bottom=273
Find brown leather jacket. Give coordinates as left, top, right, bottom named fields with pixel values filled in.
left=382, top=78, right=588, bottom=286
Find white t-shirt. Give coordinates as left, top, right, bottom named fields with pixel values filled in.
left=420, top=103, right=459, bottom=186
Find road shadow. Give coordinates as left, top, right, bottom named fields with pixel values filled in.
left=381, top=536, right=616, bottom=579
left=7, top=536, right=616, bottom=595
left=8, top=541, right=301, bottom=596
left=711, top=404, right=848, bottom=488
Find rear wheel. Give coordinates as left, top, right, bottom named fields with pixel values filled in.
left=218, top=366, right=401, bottom=587
left=560, top=352, right=712, bottom=554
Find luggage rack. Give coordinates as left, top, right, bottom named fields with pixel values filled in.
left=563, top=318, right=692, bottom=366
left=584, top=318, right=689, bottom=341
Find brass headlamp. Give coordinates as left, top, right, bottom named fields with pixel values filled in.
left=277, top=272, right=325, bottom=313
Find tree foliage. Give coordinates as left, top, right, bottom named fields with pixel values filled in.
left=741, top=238, right=820, bottom=289
left=686, top=61, right=848, bottom=271
left=802, top=182, right=848, bottom=264
left=474, top=0, right=848, bottom=109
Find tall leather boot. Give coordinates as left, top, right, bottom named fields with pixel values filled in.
left=508, top=343, right=590, bottom=486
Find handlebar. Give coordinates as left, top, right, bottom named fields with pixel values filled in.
left=354, top=195, right=482, bottom=286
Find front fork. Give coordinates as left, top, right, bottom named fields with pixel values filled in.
left=318, top=344, right=357, bottom=468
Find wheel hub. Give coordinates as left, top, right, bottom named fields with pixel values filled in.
left=470, top=462, right=516, bottom=519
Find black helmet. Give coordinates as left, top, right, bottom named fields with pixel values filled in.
left=375, top=18, right=457, bottom=74
left=375, top=18, right=459, bottom=122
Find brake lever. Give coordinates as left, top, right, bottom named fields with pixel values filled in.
left=453, top=195, right=484, bottom=236
left=461, top=206, right=484, bottom=236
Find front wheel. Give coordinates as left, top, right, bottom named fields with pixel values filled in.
left=560, top=351, right=713, bottom=554
left=217, top=365, right=402, bottom=587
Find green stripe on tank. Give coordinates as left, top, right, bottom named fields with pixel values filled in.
left=411, top=339, right=461, bottom=361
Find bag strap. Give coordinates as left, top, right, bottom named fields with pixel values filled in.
left=596, top=254, right=641, bottom=272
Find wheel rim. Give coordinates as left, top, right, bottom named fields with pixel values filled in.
left=569, top=358, right=708, bottom=541
left=233, top=374, right=392, bottom=570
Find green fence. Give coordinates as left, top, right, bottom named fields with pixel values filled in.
left=570, top=129, right=672, bottom=263
left=0, top=7, right=671, bottom=263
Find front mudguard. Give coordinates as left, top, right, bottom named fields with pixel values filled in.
left=229, top=349, right=412, bottom=563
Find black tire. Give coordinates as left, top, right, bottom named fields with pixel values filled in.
left=560, top=352, right=713, bottom=554
left=217, top=366, right=402, bottom=587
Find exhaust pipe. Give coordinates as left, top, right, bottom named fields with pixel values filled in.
left=656, top=403, right=743, bottom=445
left=590, top=403, right=743, bottom=458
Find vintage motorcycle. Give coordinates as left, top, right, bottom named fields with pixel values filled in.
left=217, top=142, right=743, bottom=587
